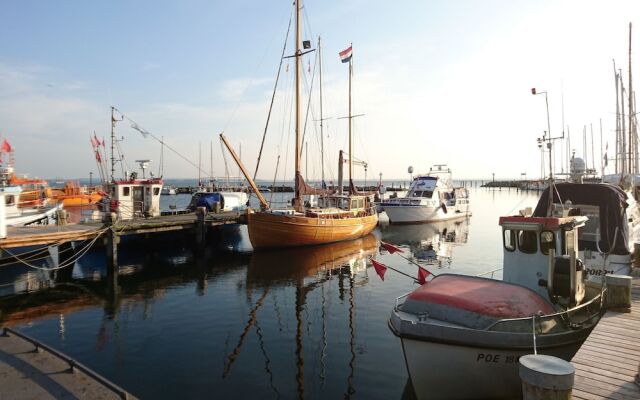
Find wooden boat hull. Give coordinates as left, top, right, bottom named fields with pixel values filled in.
left=247, top=210, right=379, bottom=249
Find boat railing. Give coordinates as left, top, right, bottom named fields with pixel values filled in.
left=475, top=268, right=503, bottom=279
left=484, top=290, right=606, bottom=332
left=394, top=291, right=414, bottom=309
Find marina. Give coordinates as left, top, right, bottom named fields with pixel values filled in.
left=2, top=1, right=640, bottom=399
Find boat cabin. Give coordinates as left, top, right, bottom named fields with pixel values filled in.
left=108, top=177, right=163, bottom=220
left=500, top=213, right=588, bottom=306
left=308, top=194, right=374, bottom=218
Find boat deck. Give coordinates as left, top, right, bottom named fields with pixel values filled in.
left=571, top=275, right=640, bottom=399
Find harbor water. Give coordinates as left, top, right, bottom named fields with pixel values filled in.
left=0, top=186, right=540, bottom=399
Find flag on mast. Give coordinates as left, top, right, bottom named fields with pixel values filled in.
left=339, top=45, right=352, bottom=63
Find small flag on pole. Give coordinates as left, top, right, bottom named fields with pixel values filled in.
left=417, top=266, right=430, bottom=284
left=1, top=139, right=13, bottom=153
left=371, top=259, right=388, bottom=281
left=339, top=45, right=352, bottom=63
left=381, top=241, right=404, bottom=254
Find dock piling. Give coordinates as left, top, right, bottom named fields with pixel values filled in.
left=106, top=212, right=118, bottom=272
left=519, top=354, right=575, bottom=400
left=0, top=191, right=6, bottom=239
left=195, top=207, right=207, bottom=252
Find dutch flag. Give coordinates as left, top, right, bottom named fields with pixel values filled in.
left=339, top=45, right=352, bottom=63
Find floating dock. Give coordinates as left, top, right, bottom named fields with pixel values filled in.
left=572, top=276, right=640, bottom=399
left=0, top=327, right=135, bottom=399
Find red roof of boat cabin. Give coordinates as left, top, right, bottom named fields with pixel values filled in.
left=407, top=275, right=555, bottom=318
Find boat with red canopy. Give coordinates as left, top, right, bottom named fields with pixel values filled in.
left=389, top=211, right=605, bottom=399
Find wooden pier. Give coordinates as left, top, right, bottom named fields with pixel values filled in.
left=572, top=276, right=640, bottom=400
left=0, top=211, right=242, bottom=250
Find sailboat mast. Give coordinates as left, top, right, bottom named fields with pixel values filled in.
left=319, top=36, right=325, bottom=187
left=293, top=0, right=302, bottom=210
left=628, top=22, right=636, bottom=174
left=110, top=106, right=116, bottom=183
left=629, top=22, right=635, bottom=174
left=348, top=55, right=353, bottom=192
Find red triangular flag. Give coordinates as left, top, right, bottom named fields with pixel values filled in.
left=1, top=139, right=12, bottom=153
left=370, top=259, right=388, bottom=281
left=417, top=266, right=430, bottom=285
left=95, top=151, right=102, bottom=163
left=381, top=241, right=403, bottom=254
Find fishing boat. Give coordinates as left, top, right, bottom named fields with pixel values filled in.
left=389, top=204, right=605, bottom=399
left=220, top=0, right=377, bottom=250
left=381, top=165, right=470, bottom=223
left=0, top=165, right=62, bottom=227
left=50, top=181, right=103, bottom=206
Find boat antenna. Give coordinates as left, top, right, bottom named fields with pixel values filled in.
left=110, top=106, right=123, bottom=183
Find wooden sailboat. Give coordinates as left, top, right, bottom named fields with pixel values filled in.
left=221, top=0, right=377, bottom=250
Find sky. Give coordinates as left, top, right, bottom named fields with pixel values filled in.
left=1, top=0, right=639, bottom=182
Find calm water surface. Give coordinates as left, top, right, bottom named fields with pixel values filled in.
left=0, top=187, right=539, bottom=399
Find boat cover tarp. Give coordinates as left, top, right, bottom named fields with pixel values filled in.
left=532, top=183, right=629, bottom=255
left=188, top=192, right=223, bottom=212
left=405, top=274, right=554, bottom=317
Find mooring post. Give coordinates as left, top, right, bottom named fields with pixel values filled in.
left=106, top=212, right=118, bottom=273
left=195, top=206, right=207, bottom=252
left=0, top=191, right=6, bottom=239
left=519, top=354, right=574, bottom=400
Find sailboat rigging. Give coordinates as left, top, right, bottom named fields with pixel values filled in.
left=221, top=0, right=377, bottom=250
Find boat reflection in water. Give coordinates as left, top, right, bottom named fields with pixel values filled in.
left=223, top=234, right=378, bottom=399
left=380, top=218, right=469, bottom=269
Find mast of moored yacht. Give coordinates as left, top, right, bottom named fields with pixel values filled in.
left=319, top=35, right=325, bottom=188
left=293, top=0, right=302, bottom=211
left=348, top=50, right=353, bottom=193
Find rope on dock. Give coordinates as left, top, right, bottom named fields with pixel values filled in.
left=2, top=225, right=111, bottom=271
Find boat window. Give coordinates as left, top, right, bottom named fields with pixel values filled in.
left=503, top=229, right=516, bottom=252
left=573, top=205, right=599, bottom=245
left=350, top=199, right=358, bottom=209
left=357, top=198, right=364, bottom=209
left=540, top=231, right=556, bottom=255
left=111, top=186, right=116, bottom=196
left=122, top=187, right=130, bottom=197
left=518, top=230, right=538, bottom=254
left=146, top=187, right=151, bottom=195
left=5, top=195, right=15, bottom=206
left=339, top=198, right=349, bottom=210
left=154, top=187, right=160, bottom=195
left=412, top=191, right=422, bottom=197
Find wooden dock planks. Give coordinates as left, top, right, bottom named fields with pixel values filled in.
left=572, top=276, right=640, bottom=400
left=0, top=212, right=242, bottom=249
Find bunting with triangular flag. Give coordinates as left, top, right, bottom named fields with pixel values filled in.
left=417, top=266, right=430, bottom=285
left=370, top=259, right=388, bottom=281
left=381, top=241, right=403, bottom=254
